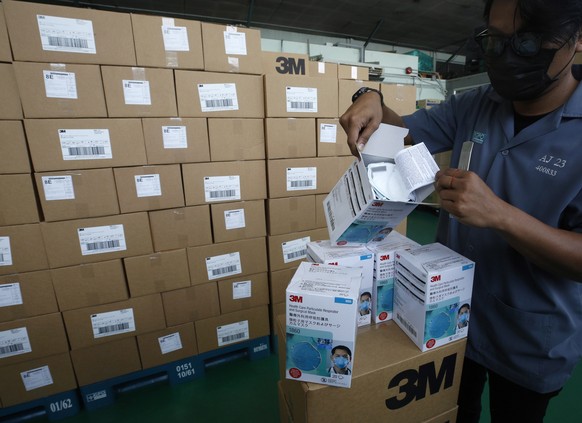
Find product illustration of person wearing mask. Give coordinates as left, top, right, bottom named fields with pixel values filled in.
left=359, top=291, right=372, bottom=316
left=328, top=345, right=352, bottom=375
left=340, top=0, right=582, bottom=422
left=457, top=303, right=470, bottom=329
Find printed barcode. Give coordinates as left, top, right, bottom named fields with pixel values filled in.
left=68, top=147, right=106, bottom=156
left=396, top=312, right=417, bottom=337
left=205, top=99, right=233, bottom=108
left=290, top=180, right=313, bottom=188
left=221, top=332, right=246, bottom=343
left=98, top=323, right=130, bottom=334
left=210, top=190, right=236, bottom=198
left=326, top=201, right=335, bottom=231
left=287, top=249, right=306, bottom=260
left=290, top=101, right=314, bottom=109
left=212, top=265, right=238, bottom=276
left=0, top=254, right=4, bottom=262
left=86, top=240, right=120, bottom=251
left=0, top=343, right=24, bottom=355
left=48, top=36, right=89, bottom=49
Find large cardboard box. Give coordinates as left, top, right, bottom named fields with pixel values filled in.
left=0, top=174, right=39, bottom=226
left=148, top=205, right=213, bottom=252
left=217, top=272, right=269, bottom=314
left=113, top=164, right=185, bottom=213
left=3, top=0, right=136, bottom=65
left=0, top=224, right=48, bottom=276
left=13, top=61, right=107, bottom=118
left=24, top=118, right=147, bottom=172
left=315, top=194, right=328, bottom=229
left=201, top=23, right=262, bottom=75
left=131, top=14, right=204, bottom=70
left=307, top=61, right=338, bottom=79
left=381, top=83, right=417, bottom=116
left=267, top=228, right=328, bottom=272
left=264, top=75, right=338, bottom=118
left=0, top=313, right=69, bottom=366
left=35, top=168, right=120, bottom=222
left=0, top=270, right=58, bottom=322
left=265, top=118, right=316, bottom=159
left=267, top=196, right=318, bottom=236
left=316, top=118, right=350, bottom=157
left=182, top=160, right=266, bottom=206
left=207, top=118, right=265, bottom=162
left=51, top=260, right=128, bottom=311
left=137, top=322, right=198, bottom=370
left=261, top=52, right=309, bottom=77
left=194, top=305, right=270, bottom=354
left=62, top=294, right=165, bottom=350
left=175, top=70, right=264, bottom=118
left=0, top=121, right=30, bottom=174
left=269, top=267, right=298, bottom=306
left=0, top=64, right=22, bottom=119
left=0, top=5, right=11, bottom=63
left=123, top=249, right=191, bottom=297
left=142, top=117, right=210, bottom=165
left=70, top=337, right=142, bottom=386
left=338, top=80, right=380, bottom=116
left=338, top=64, right=369, bottom=80
left=101, top=66, right=177, bottom=118
left=0, top=352, right=77, bottom=407
left=187, top=237, right=268, bottom=285
left=162, top=282, right=220, bottom=326
left=40, top=212, right=153, bottom=269
left=210, top=200, right=266, bottom=243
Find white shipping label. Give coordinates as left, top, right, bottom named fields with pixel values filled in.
left=0, top=237, right=13, bottom=267
left=162, top=126, right=188, bottom=149
left=206, top=252, right=242, bottom=280
left=351, top=66, right=358, bottom=79
left=0, top=283, right=23, bottom=308
left=0, top=327, right=32, bottom=359
left=217, top=320, right=249, bottom=347
left=282, top=237, right=310, bottom=263
left=158, top=332, right=183, bottom=355
left=286, top=167, right=317, bottom=191
left=123, top=80, right=152, bottom=105
left=198, top=83, right=239, bottom=112
left=135, top=174, right=162, bottom=198
left=91, top=308, right=136, bottom=339
left=286, top=86, right=318, bottom=113
left=318, top=62, right=325, bottom=74
left=41, top=175, right=75, bottom=201
left=59, top=129, right=113, bottom=161
left=204, top=175, right=241, bottom=202
left=232, top=281, right=252, bottom=300
left=224, top=209, right=246, bottom=230
left=43, top=71, right=78, bottom=99
left=161, top=25, right=190, bottom=51
left=320, top=124, right=337, bottom=143
left=21, top=366, right=54, bottom=392
left=78, top=224, right=127, bottom=256
left=223, top=30, right=247, bottom=55
left=37, top=15, right=96, bottom=54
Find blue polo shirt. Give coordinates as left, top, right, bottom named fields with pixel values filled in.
left=402, top=67, right=582, bottom=393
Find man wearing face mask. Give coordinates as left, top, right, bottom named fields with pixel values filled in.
left=328, top=345, right=352, bottom=375
left=359, top=291, right=372, bottom=316
left=340, top=0, right=582, bottom=422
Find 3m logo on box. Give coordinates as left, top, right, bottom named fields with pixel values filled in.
left=430, top=275, right=441, bottom=282
left=276, top=57, right=306, bottom=75
left=289, top=295, right=303, bottom=303
left=372, top=201, right=383, bottom=207
left=380, top=254, right=390, bottom=261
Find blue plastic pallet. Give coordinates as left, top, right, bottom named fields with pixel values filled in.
left=198, top=335, right=271, bottom=369
left=0, top=390, right=80, bottom=422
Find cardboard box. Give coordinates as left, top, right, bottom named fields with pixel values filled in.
left=0, top=64, right=22, bottom=119
left=315, top=194, right=328, bottom=229
left=269, top=267, right=298, bottom=306
left=277, top=316, right=466, bottom=422
left=24, top=118, right=147, bottom=172
left=338, top=80, right=380, bottom=116
left=51, top=260, right=128, bottom=311
left=13, top=61, right=107, bottom=118
left=338, top=64, right=369, bottom=80
left=381, top=83, right=417, bottom=116
left=142, top=117, right=210, bottom=164
left=194, top=305, right=270, bottom=354
left=0, top=5, right=11, bottom=63
left=0, top=224, right=48, bottom=276
left=182, top=160, right=266, bottom=206
left=70, top=337, right=142, bottom=386
left=0, top=121, right=30, bottom=174
left=137, top=322, right=198, bottom=370
left=210, top=200, right=266, bottom=244
left=217, top=272, right=269, bottom=314
left=201, top=23, right=262, bottom=74
left=417, top=99, right=442, bottom=109
left=113, top=164, right=185, bottom=213
left=0, top=270, right=58, bottom=322
left=62, top=294, right=165, bottom=350
left=187, top=237, right=268, bottom=285
left=307, top=61, right=338, bottom=79
left=285, top=262, right=361, bottom=388
left=267, top=228, right=329, bottom=272
left=0, top=313, right=69, bottom=366
left=3, top=0, right=136, bottom=65
left=35, top=168, right=120, bottom=222
left=148, top=205, right=213, bottom=252
left=101, top=66, right=177, bottom=118
left=316, top=118, right=350, bottom=157
left=261, top=52, right=309, bottom=76
left=265, top=118, right=316, bottom=159
left=394, top=243, right=475, bottom=351
left=131, top=14, right=204, bottom=70
left=162, top=282, right=220, bottom=326
left=123, top=249, right=191, bottom=297
left=208, top=118, right=265, bottom=161
left=0, top=352, right=77, bottom=407
left=267, top=196, right=318, bottom=236
left=264, top=75, right=338, bottom=118
left=0, top=174, right=39, bottom=226
left=40, top=212, right=153, bottom=269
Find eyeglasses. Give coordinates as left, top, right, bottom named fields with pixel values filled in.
left=475, top=29, right=543, bottom=57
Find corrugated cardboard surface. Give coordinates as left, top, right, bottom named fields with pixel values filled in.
left=315, top=194, right=329, bottom=229
left=201, top=23, right=262, bottom=74
left=0, top=64, right=22, bottom=119
left=137, top=322, right=198, bottom=370
left=162, top=282, right=220, bottom=326
left=316, top=118, right=351, bottom=157
left=337, top=64, right=369, bottom=80
left=0, top=121, right=30, bottom=174
left=381, top=83, right=418, bottom=116
left=0, top=174, right=39, bottom=226
left=267, top=228, right=328, bottom=272
left=267, top=196, right=318, bottom=236
left=208, top=118, right=265, bottom=162
left=268, top=267, right=298, bottom=305
left=0, top=5, right=11, bottom=63
left=0, top=270, right=58, bottom=322
left=210, top=200, right=266, bottom=244
left=217, top=272, right=269, bottom=314
left=261, top=52, right=309, bottom=77
left=265, top=118, right=316, bottom=159
left=149, top=205, right=213, bottom=252
left=307, top=62, right=338, bottom=79
left=338, top=80, right=380, bottom=117
left=0, top=224, right=48, bottom=276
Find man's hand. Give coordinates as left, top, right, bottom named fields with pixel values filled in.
left=339, top=91, right=384, bottom=157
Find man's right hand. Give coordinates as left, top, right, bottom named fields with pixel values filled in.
left=339, top=90, right=384, bottom=157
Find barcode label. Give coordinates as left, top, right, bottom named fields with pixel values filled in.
left=222, top=332, right=246, bottom=343
left=223, top=30, right=247, bottom=55
left=162, top=125, right=188, bottom=149
left=282, top=237, right=310, bottom=264
left=161, top=25, right=190, bottom=52
left=217, top=320, right=249, bottom=347
left=286, top=167, right=317, bottom=192
left=135, top=174, right=162, bottom=198
left=0, top=237, right=12, bottom=267
left=98, top=323, right=130, bottom=334
left=290, top=180, right=313, bottom=188
left=198, top=83, right=239, bottom=112
left=286, top=249, right=307, bottom=260
left=43, top=70, right=78, bottom=99
left=48, top=36, right=89, bottom=49
left=158, top=332, right=183, bottom=355
left=91, top=309, right=135, bottom=339
left=59, top=129, right=112, bottom=161
left=320, top=123, right=337, bottom=143
left=0, top=283, right=24, bottom=308
left=396, top=312, right=417, bottom=338
left=212, top=265, right=239, bottom=276
left=326, top=201, right=336, bottom=231
left=210, top=189, right=237, bottom=198
left=0, top=343, right=24, bottom=355
left=86, top=240, right=120, bottom=251
left=0, top=327, right=32, bottom=359
left=42, top=175, right=75, bottom=201
left=21, top=366, right=54, bottom=392
left=204, top=175, right=241, bottom=202
left=290, top=101, right=314, bottom=109
left=123, top=80, right=152, bottom=105
left=37, top=15, right=96, bottom=54
left=205, top=99, right=234, bottom=108
left=69, top=146, right=106, bottom=156
left=286, top=86, right=318, bottom=113
left=78, top=225, right=127, bottom=256
left=206, top=252, right=242, bottom=280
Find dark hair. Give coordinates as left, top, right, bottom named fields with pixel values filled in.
left=360, top=291, right=372, bottom=299
left=458, top=303, right=471, bottom=314
left=332, top=345, right=352, bottom=357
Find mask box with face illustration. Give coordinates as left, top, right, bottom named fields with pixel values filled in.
left=286, top=262, right=361, bottom=388
left=306, top=240, right=374, bottom=327
left=393, top=243, right=474, bottom=352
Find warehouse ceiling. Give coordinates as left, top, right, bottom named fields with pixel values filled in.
left=34, top=0, right=487, bottom=55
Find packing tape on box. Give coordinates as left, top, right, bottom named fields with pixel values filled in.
left=172, top=209, right=186, bottom=220
left=162, top=17, right=180, bottom=68
left=49, top=63, right=74, bottom=115
left=132, top=66, right=146, bottom=81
